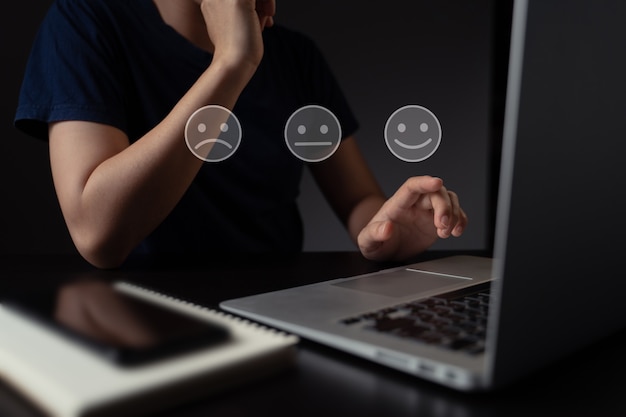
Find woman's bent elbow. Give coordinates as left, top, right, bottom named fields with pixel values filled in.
left=71, top=229, right=132, bottom=269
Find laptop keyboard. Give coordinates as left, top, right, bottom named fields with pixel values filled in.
left=339, top=284, right=491, bottom=355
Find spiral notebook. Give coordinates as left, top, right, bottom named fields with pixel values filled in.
left=0, top=282, right=298, bottom=417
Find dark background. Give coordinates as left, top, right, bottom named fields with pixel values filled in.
left=2, top=0, right=496, bottom=255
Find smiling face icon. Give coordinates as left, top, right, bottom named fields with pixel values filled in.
left=285, top=105, right=342, bottom=162
left=384, top=105, right=442, bottom=162
left=185, top=105, right=242, bottom=162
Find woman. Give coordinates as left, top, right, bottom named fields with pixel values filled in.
left=15, top=0, right=467, bottom=268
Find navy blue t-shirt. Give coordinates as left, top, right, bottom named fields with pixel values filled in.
left=15, top=0, right=359, bottom=254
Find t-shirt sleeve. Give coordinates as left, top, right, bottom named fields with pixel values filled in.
left=14, top=0, right=128, bottom=141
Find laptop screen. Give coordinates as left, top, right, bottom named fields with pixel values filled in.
left=489, top=0, right=626, bottom=387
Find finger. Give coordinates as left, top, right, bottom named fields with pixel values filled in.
left=257, top=6, right=275, bottom=29
left=357, top=220, right=394, bottom=259
left=256, top=0, right=276, bottom=19
left=391, top=176, right=443, bottom=210
left=436, top=190, right=468, bottom=238
left=447, top=190, right=461, bottom=232
left=452, top=206, right=468, bottom=237
left=445, top=190, right=468, bottom=237
left=258, top=15, right=274, bottom=29
left=428, top=188, right=454, bottom=237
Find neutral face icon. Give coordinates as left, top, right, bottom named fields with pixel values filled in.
left=185, top=105, right=242, bottom=162
left=384, top=105, right=442, bottom=162
left=285, top=105, right=342, bottom=162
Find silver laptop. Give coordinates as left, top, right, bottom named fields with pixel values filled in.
left=221, top=0, right=626, bottom=391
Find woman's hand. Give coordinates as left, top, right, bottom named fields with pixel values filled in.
left=357, top=176, right=468, bottom=262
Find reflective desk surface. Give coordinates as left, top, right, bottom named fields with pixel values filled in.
left=1, top=251, right=625, bottom=417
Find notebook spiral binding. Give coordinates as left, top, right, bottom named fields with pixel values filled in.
left=114, top=281, right=298, bottom=341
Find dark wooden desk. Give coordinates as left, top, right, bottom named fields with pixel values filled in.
left=1, top=252, right=625, bottom=417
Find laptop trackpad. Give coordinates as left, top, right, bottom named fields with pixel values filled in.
left=333, top=269, right=469, bottom=298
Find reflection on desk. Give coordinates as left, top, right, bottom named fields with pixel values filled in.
left=1, top=252, right=625, bottom=417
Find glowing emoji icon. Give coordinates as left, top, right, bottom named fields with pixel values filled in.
left=285, top=105, right=342, bottom=162
left=185, top=105, right=242, bottom=162
left=384, top=105, right=442, bottom=162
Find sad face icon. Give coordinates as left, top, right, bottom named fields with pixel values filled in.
left=185, top=105, right=242, bottom=162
